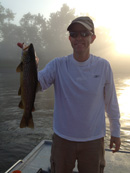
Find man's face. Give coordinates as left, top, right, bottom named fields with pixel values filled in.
left=69, top=23, right=95, bottom=55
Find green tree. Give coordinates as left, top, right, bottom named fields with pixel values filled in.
left=1, top=3, right=125, bottom=72
left=0, top=3, right=21, bottom=67
left=0, top=2, right=15, bottom=42
left=19, top=13, right=47, bottom=54
left=44, top=4, right=75, bottom=58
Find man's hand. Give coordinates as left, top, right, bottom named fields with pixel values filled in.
left=110, top=136, right=121, bottom=153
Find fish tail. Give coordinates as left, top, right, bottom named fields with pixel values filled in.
left=20, top=112, right=34, bottom=129
left=28, top=115, right=34, bottom=129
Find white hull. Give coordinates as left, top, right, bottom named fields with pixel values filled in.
left=6, top=140, right=130, bottom=173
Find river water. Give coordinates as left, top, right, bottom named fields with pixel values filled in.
left=0, top=68, right=130, bottom=172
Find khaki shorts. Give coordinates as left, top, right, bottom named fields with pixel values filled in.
left=50, top=134, right=105, bottom=173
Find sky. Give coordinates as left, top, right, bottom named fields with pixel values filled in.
left=1, top=0, right=130, bottom=55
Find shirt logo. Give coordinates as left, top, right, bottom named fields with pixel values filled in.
left=94, top=75, right=100, bottom=78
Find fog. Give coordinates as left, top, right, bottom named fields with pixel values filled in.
left=0, top=3, right=130, bottom=74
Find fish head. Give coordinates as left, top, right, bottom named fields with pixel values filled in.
left=28, top=44, right=35, bottom=60
left=22, top=50, right=28, bottom=62
left=22, top=44, right=35, bottom=64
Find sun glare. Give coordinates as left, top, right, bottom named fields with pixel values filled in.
left=118, top=79, right=130, bottom=117
left=66, top=0, right=130, bottom=55
left=111, top=29, right=130, bottom=55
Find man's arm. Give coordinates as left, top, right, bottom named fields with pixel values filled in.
left=104, top=62, right=121, bottom=153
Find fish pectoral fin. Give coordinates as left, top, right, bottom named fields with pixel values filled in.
left=16, top=62, right=23, bottom=72
left=18, top=101, right=24, bottom=109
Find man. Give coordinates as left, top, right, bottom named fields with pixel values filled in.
left=38, top=16, right=121, bottom=173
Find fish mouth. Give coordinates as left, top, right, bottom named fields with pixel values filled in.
left=23, top=45, right=29, bottom=50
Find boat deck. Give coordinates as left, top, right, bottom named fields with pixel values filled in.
left=6, top=140, right=130, bottom=173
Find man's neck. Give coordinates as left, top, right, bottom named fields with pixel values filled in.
left=73, top=52, right=90, bottom=62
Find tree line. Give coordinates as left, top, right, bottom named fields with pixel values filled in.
left=0, top=3, right=129, bottom=73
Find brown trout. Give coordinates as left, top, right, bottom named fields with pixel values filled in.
left=16, top=43, right=38, bottom=128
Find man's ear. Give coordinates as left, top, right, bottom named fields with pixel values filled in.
left=90, top=35, right=96, bottom=44
left=69, top=36, right=71, bottom=41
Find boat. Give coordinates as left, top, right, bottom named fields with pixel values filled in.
left=5, top=140, right=130, bottom=173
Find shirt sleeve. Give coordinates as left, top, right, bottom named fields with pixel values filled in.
left=104, top=63, right=120, bottom=137
left=38, top=59, right=56, bottom=90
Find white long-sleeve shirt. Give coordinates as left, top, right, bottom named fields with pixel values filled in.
left=38, top=54, right=120, bottom=141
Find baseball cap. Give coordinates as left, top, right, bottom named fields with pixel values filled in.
left=67, top=16, right=95, bottom=34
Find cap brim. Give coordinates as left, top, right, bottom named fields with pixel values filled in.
left=67, top=21, right=92, bottom=31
